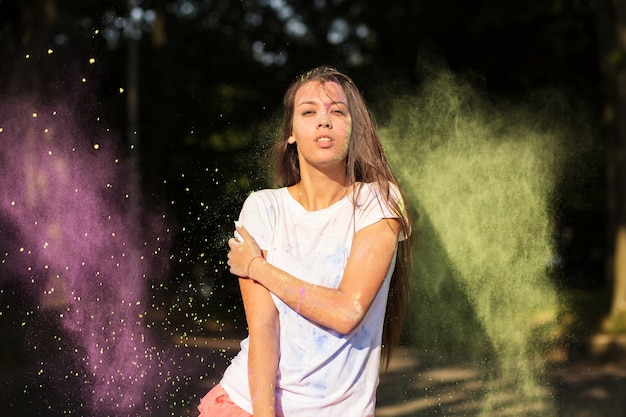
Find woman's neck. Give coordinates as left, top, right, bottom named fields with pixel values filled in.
left=291, top=173, right=350, bottom=211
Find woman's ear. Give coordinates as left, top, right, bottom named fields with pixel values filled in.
left=287, top=135, right=296, bottom=144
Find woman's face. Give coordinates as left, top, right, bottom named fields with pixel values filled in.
left=288, top=80, right=352, bottom=173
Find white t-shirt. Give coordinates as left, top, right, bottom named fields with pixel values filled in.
left=220, top=182, right=404, bottom=417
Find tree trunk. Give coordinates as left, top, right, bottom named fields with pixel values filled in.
left=599, top=0, right=626, bottom=332
left=610, top=0, right=626, bottom=332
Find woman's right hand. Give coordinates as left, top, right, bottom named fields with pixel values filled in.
left=227, top=221, right=264, bottom=278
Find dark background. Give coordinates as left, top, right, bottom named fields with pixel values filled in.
left=1, top=0, right=604, bottom=286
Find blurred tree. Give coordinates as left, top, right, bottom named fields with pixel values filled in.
left=0, top=0, right=612, bottom=326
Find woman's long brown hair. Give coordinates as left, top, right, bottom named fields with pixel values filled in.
left=271, top=66, right=412, bottom=368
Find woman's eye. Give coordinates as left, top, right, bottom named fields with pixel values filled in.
left=302, top=110, right=314, bottom=116
left=331, top=106, right=348, bottom=115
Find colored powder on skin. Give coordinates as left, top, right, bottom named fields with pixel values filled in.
left=0, top=94, right=174, bottom=415
left=341, top=124, right=352, bottom=161
left=378, top=62, right=593, bottom=416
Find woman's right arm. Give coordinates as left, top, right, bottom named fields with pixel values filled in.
left=239, top=266, right=279, bottom=417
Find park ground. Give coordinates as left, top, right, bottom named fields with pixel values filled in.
left=175, top=331, right=626, bottom=417
left=1, top=300, right=626, bottom=416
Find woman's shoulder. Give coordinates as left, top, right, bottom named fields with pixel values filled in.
left=353, top=181, right=410, bottom=239
left=353, top=181, right=402, bottom=204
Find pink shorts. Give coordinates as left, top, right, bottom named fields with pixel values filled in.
left=197, top=384, right=252, bottom=417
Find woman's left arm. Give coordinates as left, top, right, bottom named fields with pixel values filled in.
left=228, top=218, right=401, bottom=335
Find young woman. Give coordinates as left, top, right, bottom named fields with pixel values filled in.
left=198, top=66, right=411, bottom=417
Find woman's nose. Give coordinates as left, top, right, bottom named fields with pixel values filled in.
left=318, top=112, right=332, bottom=128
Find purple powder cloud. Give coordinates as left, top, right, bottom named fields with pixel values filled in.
left=0, top=94, right=173, bottom=414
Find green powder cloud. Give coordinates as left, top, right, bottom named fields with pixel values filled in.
left=379, top=60, right=593, bottom=416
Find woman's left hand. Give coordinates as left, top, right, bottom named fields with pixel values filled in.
left=227, top=221, right=263, bottom=278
